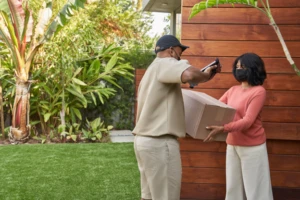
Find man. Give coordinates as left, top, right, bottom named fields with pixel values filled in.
left=132, top=35, right=221, bottom=200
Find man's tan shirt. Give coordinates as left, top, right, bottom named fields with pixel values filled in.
left=132, top=57, right=191, bottom=138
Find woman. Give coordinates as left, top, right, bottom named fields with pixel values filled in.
left=204, top=53, right=273, bottom=200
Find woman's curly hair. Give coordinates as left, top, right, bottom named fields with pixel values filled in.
left=232, top=53, right=267, bottom=86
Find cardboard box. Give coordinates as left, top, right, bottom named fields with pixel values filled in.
left=182, top=89, right=236, bottom=141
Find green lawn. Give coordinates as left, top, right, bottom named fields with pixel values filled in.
left=0, top=143, right=140, bottom=200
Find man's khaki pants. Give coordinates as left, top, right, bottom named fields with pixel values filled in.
left=134, top=135, right=182, bottom=200
left=225, top=143, right=273, bottom=200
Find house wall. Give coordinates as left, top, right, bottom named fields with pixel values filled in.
left=135, top=0, right=300, bottom=199
left=180, top=1, right=300, bottom=199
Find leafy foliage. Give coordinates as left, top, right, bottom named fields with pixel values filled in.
left=190, top=0, right=258, bottom=19
left=29, top=44, right=133, bottom=138
left=0, top=51, right=15, bottom=121
left=0, top=0, right=86, bottom=82
left=1, top=0, right=158, bottom=142
left=82, top=117, right=113, bottom=141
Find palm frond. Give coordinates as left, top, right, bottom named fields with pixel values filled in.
left=33, top=1, right=52, bottom=43
left=41, top=0, right=86, bottom=44
left=7, top=0, right=24, bottom=44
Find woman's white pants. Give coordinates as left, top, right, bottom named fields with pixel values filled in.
left=225, top=143, right=273, bottom=200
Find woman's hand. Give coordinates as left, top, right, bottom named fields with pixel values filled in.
left=203, top=126, right=224, bottom=142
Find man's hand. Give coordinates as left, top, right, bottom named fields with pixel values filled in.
left=203, top=125, right=224, bottom=142
left=182, top=63, right=221, bottom=86
left=203, top=64, right=222, bottom=81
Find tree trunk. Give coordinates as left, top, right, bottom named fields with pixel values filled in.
left=269, top=17, right=300, bottom=76
left=9, top=81, right=31, bottom=143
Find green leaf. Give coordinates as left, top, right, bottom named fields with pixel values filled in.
left=0, top=11, right=19, bottom=48
left=44, top=113, right=51, bottom=122
left=21, top=6, right=33, bottom=45
left=73, top=67, right=83, bottom=77
left=0, top=1, right=9, bottom=13
left=105, top=53, right=118, bottom=72
left=87, top=59, right=100, bottom=75
left=72, top=77, right=87, bottom=86
left=71, top=135, right=77, bottom=142
left=189, top=0, right=258, bottom=20
left=42, top=84, right=53, bottom=97
left=71, top=107, right=82, bottom=120
left=41, top=0, right=86, bottom=43
left=101, top=76, right=121, bottom=89
left=90, top=92, right=96, bottom=105
left=60, top=131, right=69, bottom=137
left=107, top=125, right=113, bottom=130
left=65, top=85, right=87, bottom=107
left=96, top=133, right=102, bottom=140
left=90, top=118, right=100, bottom=132
left=96, top=92, right=104, bottom=104
left=30, top=121, right=40, bottom=126
left=58, top=124, right=66, bottom=133
left=69, top=126, right=73, bottom=134
left=82, top=129, right=89, bottom=138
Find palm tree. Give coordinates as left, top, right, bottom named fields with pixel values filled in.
left=0, top=0, right=86, bottom=143
left=189, top=0, right=300, bottom=76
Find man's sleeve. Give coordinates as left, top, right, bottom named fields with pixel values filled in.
left=157, top=59, right=191, bottom=83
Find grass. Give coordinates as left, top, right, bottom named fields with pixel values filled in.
left=0, top=143, right=140, bottom=200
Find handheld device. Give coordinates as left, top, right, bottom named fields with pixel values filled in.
left=189, top=58, right=220, bottom=89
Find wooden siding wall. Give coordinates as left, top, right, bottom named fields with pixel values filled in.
left=135, top=1, right=300, bottom=199
left=180, top=0, right=300, bottom=199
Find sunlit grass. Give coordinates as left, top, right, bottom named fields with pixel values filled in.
left=0, top=143, right=140, bottom=200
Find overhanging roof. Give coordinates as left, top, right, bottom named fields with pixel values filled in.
left=142, top=0, right=181, bottom=13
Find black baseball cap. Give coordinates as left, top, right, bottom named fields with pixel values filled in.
left=155, top=35, right=189, bottom=54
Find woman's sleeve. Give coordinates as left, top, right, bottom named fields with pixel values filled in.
left=219, top=88, right=230, bottom=104
left=223, top=89, right=266, bottom=132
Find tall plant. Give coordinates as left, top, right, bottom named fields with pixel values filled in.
left=0, top=64, right=4, bottom=139
left=29, top=44, right=134, bottom=136
left=189, top=0, right=299, bottom=76
left=0, top=0, right=86, bottom=143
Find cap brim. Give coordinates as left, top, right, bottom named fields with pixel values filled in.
left=179, top=44, right=189, bottom=52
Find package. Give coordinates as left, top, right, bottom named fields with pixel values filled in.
left=182, top=89, right=236, bottom=141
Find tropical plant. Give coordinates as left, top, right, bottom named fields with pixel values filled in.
left=0, top=77, right=4, bottom=139
left=32, top=0, right=152, bottom=131
left=82, top=117, right=113, bottom=142
left=28, top=44, right=133, bottom=140
left=0, top=0, right=86, bottom=143
left=58, top=122, right=80, bottom=142
left=0, top=46, right=14, bottom=138
left=189, top=0, right=300, bottom=76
